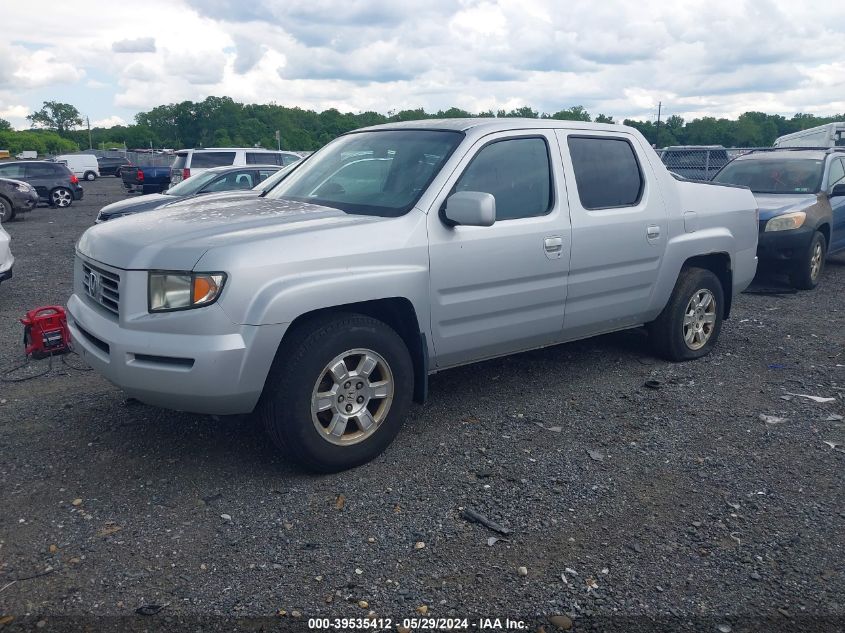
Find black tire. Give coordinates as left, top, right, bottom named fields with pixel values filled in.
left=259, top=313, right=413, bottom=472
left=788, top=231, right=826, bottom=290
left=50, top=187, right=73, bottom=208
left=84, top=171, right=97, bottom=181
left=648, top=267, right=724, bottom=361
left=0, top=196, right=14, bottom=222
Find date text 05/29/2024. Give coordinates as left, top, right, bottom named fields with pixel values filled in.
left=307, top=617, right=528, bottom=630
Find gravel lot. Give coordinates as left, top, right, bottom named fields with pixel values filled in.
left=1, top=177, right=844, bottom=632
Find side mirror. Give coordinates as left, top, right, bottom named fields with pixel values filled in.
left=831, top=183, right=845, bottom=198
left=444, top=191, right=496, bottom=227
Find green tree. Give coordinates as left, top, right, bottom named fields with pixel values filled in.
left=0, top=118, right=11, bottom=131
left=26, top=101, right=83, bottom=134
left=594, top=114, right=615, bottom=124
left=550, top=106, right=591, bottom=121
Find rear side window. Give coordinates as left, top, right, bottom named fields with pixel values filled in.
left=246, top=152, right=281, bottom=165
left=172, top=153, right=187, bottom=169
left=568, top=136, right=644, bottom=209
left=281, top=154, right=299, bottom=166
left=829, top=159, right=845, bottom=187
left=190, top=152, right=235, bottom=168
left=27, top=163, right=62, bottom=178
left=454, top=137, right=552, bottom=220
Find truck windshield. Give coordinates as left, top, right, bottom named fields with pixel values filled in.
left=713, top=158, right=824, bottom=194
left=265, top=130, right=464, bottom=216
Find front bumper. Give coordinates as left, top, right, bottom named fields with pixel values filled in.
left=756, top=224, right=814, bottom=264
left=66, top=262, right=287, bottom=414
left=0, top=260, right=12, bottom=283
left=13, top=190, right=39, bottom=212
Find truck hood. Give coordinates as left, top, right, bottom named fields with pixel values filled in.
left=77, top=196, right=386, bottom=270
left=753, top=193, right=819, bottom=221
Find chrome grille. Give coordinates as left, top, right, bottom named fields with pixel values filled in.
left=81, top=261, right=120, bottom=317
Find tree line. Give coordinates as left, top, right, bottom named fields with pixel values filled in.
left=1, top=98, right=843, bottom=154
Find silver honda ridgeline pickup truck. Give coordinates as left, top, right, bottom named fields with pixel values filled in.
left=68, top=119, right=758, bottom=471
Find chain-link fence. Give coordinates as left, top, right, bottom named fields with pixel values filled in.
left=657, top=147, right=772, bottom=180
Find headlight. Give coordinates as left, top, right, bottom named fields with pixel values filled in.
left=765, top=211, right=806, bottom=232
left=149, top=272, right=226, bottom=312
left=15, top=183, right=33, bottom=193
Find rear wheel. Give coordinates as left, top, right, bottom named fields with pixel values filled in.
left=84, top=171, right=97, bottom=181
left=789, top=230, right=825, bottom=290
left=0, top=197, right=14, bottom=222
left=259, top=313, right=413, bottom=472
left=649, top=267, right=724, bottom=361
left=50, top=187, right=73, bottom=208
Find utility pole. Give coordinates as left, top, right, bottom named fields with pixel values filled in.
left=655, top=101, right=662, bottom=148
left=87, top=116, right=92, bottom=150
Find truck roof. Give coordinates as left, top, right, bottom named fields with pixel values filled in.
left=734, top=148, right=832, bottom=161
left=357, top=118, right=626, bottom=135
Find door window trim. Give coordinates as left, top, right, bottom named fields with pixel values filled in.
left=566, top=134, right=645, bottom=211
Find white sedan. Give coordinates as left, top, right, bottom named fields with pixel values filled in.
left=0, top=223, right=13, bottom=285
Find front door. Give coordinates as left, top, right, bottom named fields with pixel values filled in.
left=555, top=131, right=668, bottom=339
left=427, top=131, right=571, bottom=368
left=827, top=157, right=845, bottom=254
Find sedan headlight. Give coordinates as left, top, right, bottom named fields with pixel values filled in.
left=149, top=272, right=226, bottom=312
left=765, top=211, right=806, bottom=232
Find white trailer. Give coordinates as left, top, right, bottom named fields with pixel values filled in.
left=773, top=122, right=845, bottom=148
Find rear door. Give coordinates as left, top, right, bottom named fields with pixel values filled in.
left=555, top=131, right=668, bottom=340
left=24, top=163, right=59, bottom=198
left=828, top=157, right=845, bottom=253
left=427, top=131, right=571, bottom=368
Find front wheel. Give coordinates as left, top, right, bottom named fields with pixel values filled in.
left=50, top=187, right=73, bottom=208
left=649, top=267, right=724, bottom=361
left=259, top=313, right=413, bottom=472
left=0, top=197, right=15, bottom=222
left=83, top=171, right=97, bottom=181
left=789, top=231, right=825, bottom=290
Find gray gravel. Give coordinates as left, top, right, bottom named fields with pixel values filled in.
left=1, top=178, right=844, bottom=631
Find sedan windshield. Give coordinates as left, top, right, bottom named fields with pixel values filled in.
left=265, top=130, right=464, bottom=216
left=165, top=170, right=222, bottom=196
left=713, top=158, right=824, bottom=194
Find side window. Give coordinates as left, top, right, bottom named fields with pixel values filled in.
left=281, top=154, right=300, bottom=166
left=567, top=136, right=643, bottom=209
left=453, top=137, right=552, bottom=221
left=246, top=152, right=282, bottom=165
left=257, top=169, right=277, bottom=182
left=0, top=164, right=25, bottom=178
left=26, top=163, right=59, bottom=178
left=191, top=152, right=236, bottom=168
left=829, top=159, right=845, bottom=188
left=204, top=171, right=255, bottom=192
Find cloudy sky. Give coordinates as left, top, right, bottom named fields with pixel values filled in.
left=1, top=0, right=843, bottom=129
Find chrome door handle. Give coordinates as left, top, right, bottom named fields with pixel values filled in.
left=647, top=225, right=661, bottom=239
left=544, top=237, right=563, bottom=252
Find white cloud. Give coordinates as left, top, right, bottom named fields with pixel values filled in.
left=92, top=115, right=127, bottom=128
left=0, top=0, right=842, bottom=126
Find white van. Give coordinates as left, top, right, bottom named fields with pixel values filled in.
left=55, top=154, right=100, bottom=181
left=773, top=122, right=845, bottom=148
left=170, top=148, right=301, bottom=184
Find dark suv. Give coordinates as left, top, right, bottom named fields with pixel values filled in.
left=97, top=156, right=132, bottom=177
left=0, top=161, right=84, bottom=207
left=0, top=177, right=40, bottom=222
left=712, top=148, right=845, bottom=289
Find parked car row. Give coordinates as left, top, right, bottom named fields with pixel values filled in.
left=0, top=161, right=83, bottom=218
left=69, top=118, right=758, bottom=472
